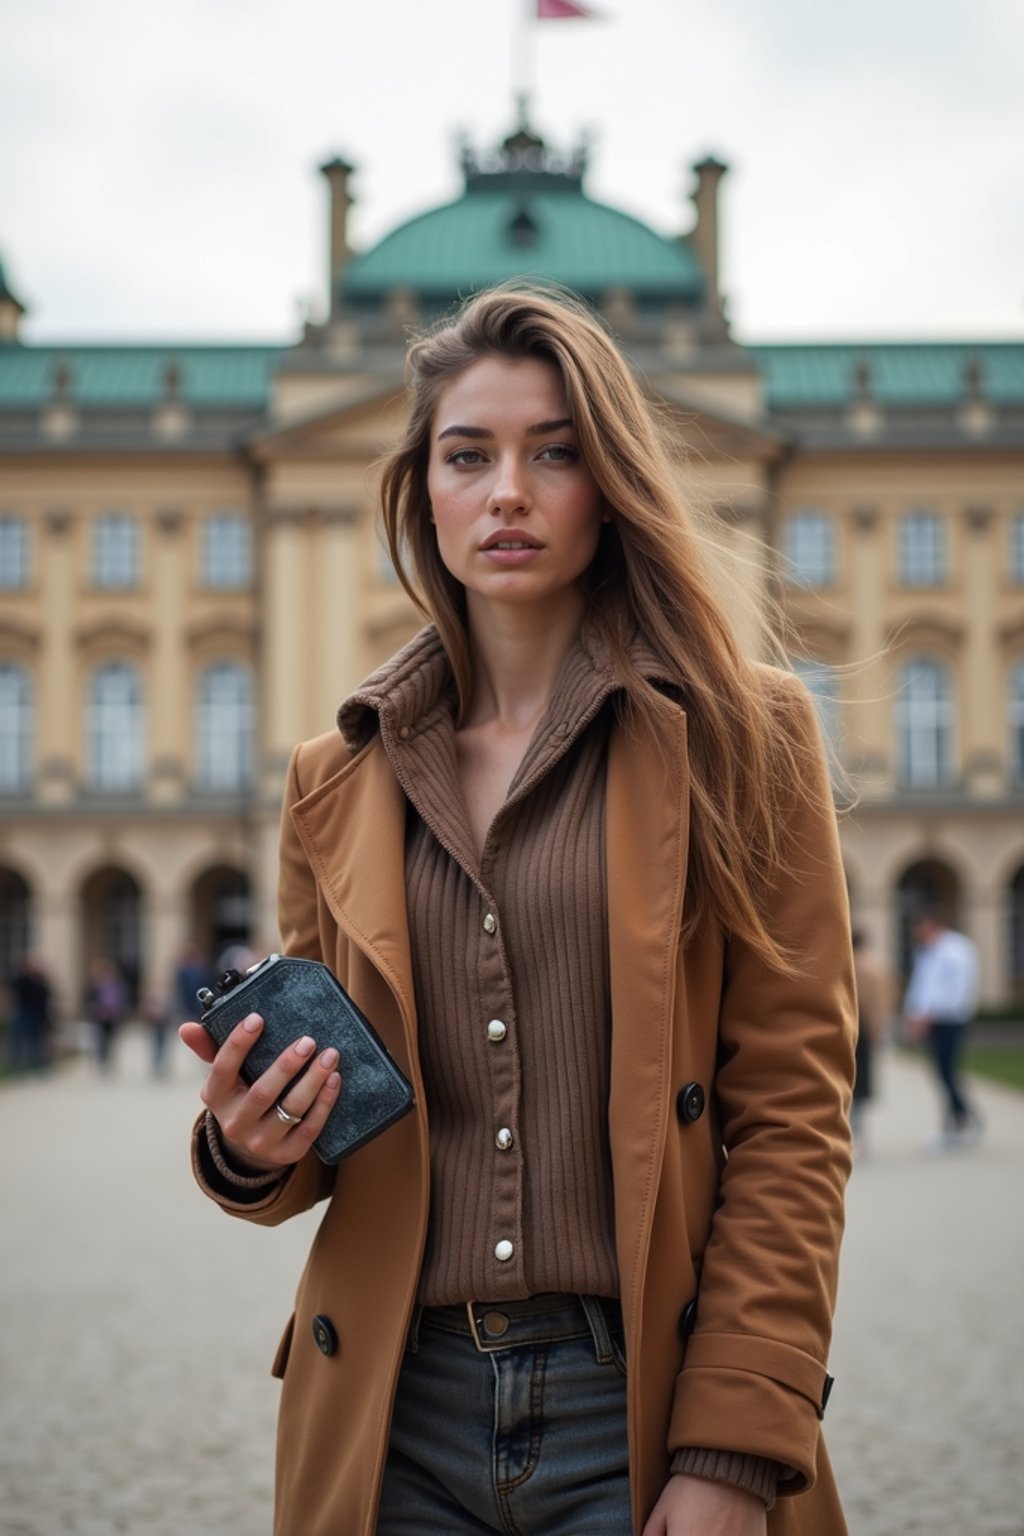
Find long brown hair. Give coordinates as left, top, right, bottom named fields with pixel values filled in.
left=380, top=284, right=813, bottom=969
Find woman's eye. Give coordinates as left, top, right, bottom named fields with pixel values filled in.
left=538, top=443, right=579, bottom=463
left=447, top=447, right=488, bottom=466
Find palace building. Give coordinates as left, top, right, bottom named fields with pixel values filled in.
left=1, top=118, right=1023, bottom=1015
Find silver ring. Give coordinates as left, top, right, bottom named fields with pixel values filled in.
left=275, top=1102, right=303, bottom=1126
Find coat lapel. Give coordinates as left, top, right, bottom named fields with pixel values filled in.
left=606, top=708, right=690, bottom=1319
left=289, top=737, right=417, bottom=1051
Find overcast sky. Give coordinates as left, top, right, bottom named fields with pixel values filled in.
left=3, top=0, right=1022, bottom=344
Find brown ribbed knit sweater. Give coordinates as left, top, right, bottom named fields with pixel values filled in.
left=343, top=629, right=621, bottom=1307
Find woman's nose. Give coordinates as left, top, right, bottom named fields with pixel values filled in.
left=490, top=456, right=529, bottom=513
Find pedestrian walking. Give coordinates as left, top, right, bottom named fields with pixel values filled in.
left=181, top=286, right=856, bottom=1536
left=903, top=906, right=982, bottom=1151
left=84, top=956, right=129, bottom=1073
left=6, top=952, right=54, bottom=1072
left=850, top=928, right=892, bottom=1158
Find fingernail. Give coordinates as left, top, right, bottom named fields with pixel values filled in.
left=319, top=1048, right=339, bottom=1070
left=295, top=1035, right=316, bottom=1057
left=243, top=1014, right=263, bottom=1033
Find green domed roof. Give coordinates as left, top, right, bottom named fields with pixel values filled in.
left=341, top=124, right=704, bottom=309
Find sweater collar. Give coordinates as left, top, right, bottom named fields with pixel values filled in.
left=337, top=620, right=676, bottom=757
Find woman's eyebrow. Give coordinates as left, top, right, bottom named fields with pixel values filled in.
left=436, top=417, right=574, bottom=442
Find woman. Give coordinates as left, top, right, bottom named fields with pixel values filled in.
left=181, top=287, right=856, bottom=1536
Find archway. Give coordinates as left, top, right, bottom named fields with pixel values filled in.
left=895, top=858, right=961, bottom=983
left=79, top=866, right=144, bottom=1005
left=190, top=865, right=253, bottom=970
left=0, top=866, right=31, bottom=982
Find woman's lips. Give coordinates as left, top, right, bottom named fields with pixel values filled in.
left=481, top=541, right=543, bottom=565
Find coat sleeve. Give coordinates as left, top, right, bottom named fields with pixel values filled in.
left=190, top=740, right=335, bottom=1225
left=668, top=673, right=856, bottom=1494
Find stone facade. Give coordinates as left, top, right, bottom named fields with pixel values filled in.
left=1, top=128, right=1022, bottom=1018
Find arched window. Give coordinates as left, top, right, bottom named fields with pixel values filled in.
left=897, top=657, right=955, bottom=789
left=1010, top=660, right=1024, bottom=786
left=195, top=662, right=254, bottom=790
left=87, top=662, right=144, bottom=790
left=0, top=664, right=32, bottom=791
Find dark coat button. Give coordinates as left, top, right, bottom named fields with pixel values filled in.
left=677, top=1082, right=706, bottom=1123
left=312, top=1315, right=337, bottom=1357
left=679, top=1299, right=698, bottom=1338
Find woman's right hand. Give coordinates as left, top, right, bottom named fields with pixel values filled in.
left=179, top=1013, right=342, bottom=1172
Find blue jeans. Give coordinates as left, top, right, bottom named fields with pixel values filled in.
left=377, top=1293, right=632, bottom=1535
left=928, top=1019, right=972, bottom=1128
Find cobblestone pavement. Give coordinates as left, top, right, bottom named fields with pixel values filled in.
left=1, top=1026, right=1022, bottom=1535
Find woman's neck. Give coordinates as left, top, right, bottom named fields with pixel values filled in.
left=462, top=592, right=586, bottom=731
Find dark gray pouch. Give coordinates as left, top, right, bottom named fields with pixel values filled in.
left=198, top=954, right=413, bottom=1164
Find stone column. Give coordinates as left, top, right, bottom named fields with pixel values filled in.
left=149, top=508, right=187, bottom=803
left=35, top=889, right=79, bottom=1029
left=315, top=505, right=362, bottom=729
left=715, top=500, right=770, bottom=660
left=262, top=508, right=311, bottom=798
left=962, top=506, right=999, bottom=798
left=849, top=506, right=890, bottom=797
left=37, top=509, right=78, bottom=804
left=969, top=881, right=1000, bottom=1008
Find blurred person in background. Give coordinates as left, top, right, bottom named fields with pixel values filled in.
left=84, top=956, right=129, bottom=1073
left=903, top=906, right=982, bottom=1152
left=849, top=928, right=892, bottom=1159
left=6, top=952, right=54, bottom=1072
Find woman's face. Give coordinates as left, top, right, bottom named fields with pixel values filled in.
left=425, top=354, right=605, bottom=622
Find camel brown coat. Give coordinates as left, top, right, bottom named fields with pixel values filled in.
left=193, top=667, right=856, bottom=1536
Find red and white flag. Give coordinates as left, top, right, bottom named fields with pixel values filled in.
left=537, top=0, right=597, bottom=18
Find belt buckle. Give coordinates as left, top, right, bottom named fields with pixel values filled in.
left=466, top=1301, right=497, bottom=1353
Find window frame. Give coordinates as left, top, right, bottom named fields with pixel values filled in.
left=1010, top=512, right=1024, bottom=586
left=92, top=513, right=139, bottom=590
left=0, top=516, right=29, bottom=590
left=899, top=509, right=946, bottom=589
left=0, top=663, right=32, bottom=792
left=783, top=510, right=836, bottom=589
left=86, top=661, right=145, bottom=792
left=194, top=660, right=255, bottom=792
left=202, top=513, right=252, bottom=590
left=897, top=656, right=956, bottom=789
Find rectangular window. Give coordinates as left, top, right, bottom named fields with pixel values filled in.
left=93, top=514, right=139, bottom=589
left=0, top=516, right=28, bottom=589
left=1011, top=512, right=1024, bottom=585
left=900, top=510, right=946, bottom=587
left=784, top=511, right=835, bottom=588
left=203, top=514, right=252, bottom=589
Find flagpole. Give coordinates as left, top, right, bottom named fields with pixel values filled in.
left=512, top=0, right=534, bottom=125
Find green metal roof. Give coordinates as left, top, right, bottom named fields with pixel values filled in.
left=0, top=345, right=281, bottom=408
left=342, top=188, right=704, bottom=303
left=1, top=338, right=1023, bottom=415
left=753, top=343, right=1024, bottom=408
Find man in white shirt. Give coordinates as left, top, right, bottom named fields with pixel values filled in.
left=904, top=906, right=982, bottom=1150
